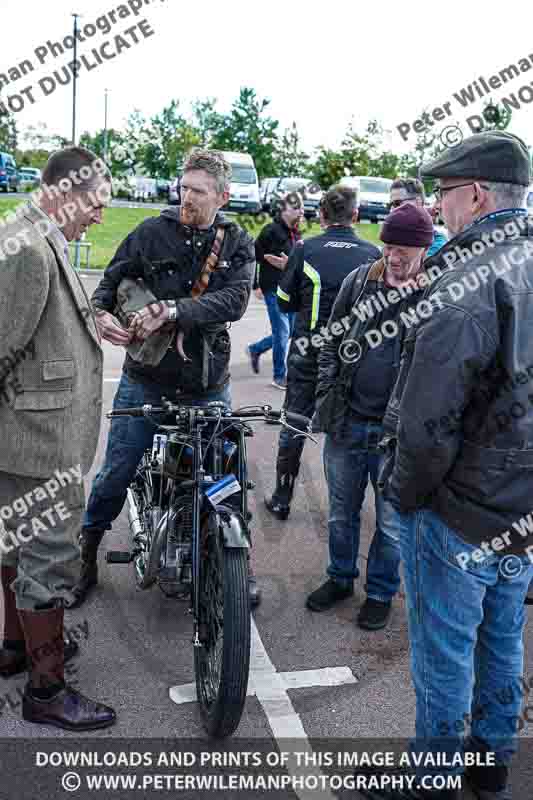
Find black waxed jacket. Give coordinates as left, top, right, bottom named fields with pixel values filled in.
left=382, top=209, right=533, bottom=555
left=92, top=206, right=255, bottom=393
left=253, top=218, right=301, bottom=293
left=314, top=257, right=429, bottom=437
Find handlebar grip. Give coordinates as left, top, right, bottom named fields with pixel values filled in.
left=285, top=411, right=311, bottom=428
left=108, top=408, right=145, bottom=417
left=107, top=405, right=165, bottom=418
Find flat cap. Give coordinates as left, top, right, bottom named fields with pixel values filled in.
left=420, top=130, right=531, bottom=186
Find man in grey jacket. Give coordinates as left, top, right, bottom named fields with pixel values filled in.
left=0, top=146, right=116, bottom=731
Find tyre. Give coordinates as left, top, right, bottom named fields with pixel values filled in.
left=194, top=511, right=250, bottom=738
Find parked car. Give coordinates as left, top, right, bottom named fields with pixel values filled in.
left=0, top=152, right=19, bottom=192
left=219, top=151, right=261, bottom=214
left=18, top=167, right=41, bottom=190
left=168, top=176, right=181, bottom=205
left=156, top=178, right=170, bottom=201
left=269, top=177, right=323, bottom=220
left=126, top=175, right=158, bottom=202
left=260, top=177, right=279, bottom=212
left=301, top=181, right=323, bottom=220
left=338, top=175, right=392, bottom=223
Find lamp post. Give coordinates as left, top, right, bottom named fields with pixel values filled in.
left=103, top=89, right=109, bottom=163
left=71, top=13, right=80, bottom=145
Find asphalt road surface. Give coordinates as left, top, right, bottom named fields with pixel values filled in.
left=1, top=275, right=532, bottom=799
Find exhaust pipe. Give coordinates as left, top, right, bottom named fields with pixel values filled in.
left=126, top=488, right=176, bottom=589
left=126, top=488, right=143, bottom=538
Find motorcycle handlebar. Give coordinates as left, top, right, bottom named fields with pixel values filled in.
left=106, top=404, right=311, bottom=428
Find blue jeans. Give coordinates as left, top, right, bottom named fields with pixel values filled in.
left=323, top=420, right=402, bottom=602
left=398, top=506, right=533, bottom=780
left=83, top=372, right=231, bottom=531
left=249, top=291, right=294, bottom=382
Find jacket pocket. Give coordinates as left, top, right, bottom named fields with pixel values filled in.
left=14, top=389, right=73, bottom=410
left=41, top=358, right=75, bottom=382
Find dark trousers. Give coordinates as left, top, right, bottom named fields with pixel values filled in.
left=84, top=372, right=231, bottom=532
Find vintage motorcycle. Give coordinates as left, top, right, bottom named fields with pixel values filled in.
left=104, top=399, right=313, bottom=738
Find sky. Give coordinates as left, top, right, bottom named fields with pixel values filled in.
left=2, top=0, right=533, bottom=162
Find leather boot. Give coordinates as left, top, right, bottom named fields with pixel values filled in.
left=247, top=555, right=261, bottom=608
left=0, top=565, right=26, bottom=677
left=20, top=607, right=116, bottom=731
left=68, top=528, right=105, bottom=609
left=264, top=444, right=303, bottom=520
left=0, top=565, right=79, bottom=677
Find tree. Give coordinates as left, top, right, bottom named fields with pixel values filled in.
left=79, top=127, right=128, bottom=176
left=208, top=88, right=279, bottom=178
left=143, top=100, right=200, bottom=178
left=311, top=147, right=349, bottom=189
left=15, top=121, right=68, bottom=169
left=192, top=98, right=225, bottom=148
left=0, top=109, right=18, bottom=153
left=311, top=120, right=402, bottom=188
left=274, top=122, right=310, bottom=178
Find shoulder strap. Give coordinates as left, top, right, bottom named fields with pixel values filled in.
left=191, top=226, right=226, bottom=300
left=350, top=259, right=376, bottom=307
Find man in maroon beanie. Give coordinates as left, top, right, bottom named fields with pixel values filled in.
left=311, top=202, right=436, bottom=631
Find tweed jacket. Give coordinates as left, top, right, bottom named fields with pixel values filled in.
left=0, top=203, right=103, bottom=478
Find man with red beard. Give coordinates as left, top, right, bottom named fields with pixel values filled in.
left=69, top=149, right=259, bottom=606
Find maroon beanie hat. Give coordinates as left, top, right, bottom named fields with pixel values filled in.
left=380, top=201, right=434, bottom=247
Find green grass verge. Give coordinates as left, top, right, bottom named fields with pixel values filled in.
left=0, top=198, right=381, bottom=269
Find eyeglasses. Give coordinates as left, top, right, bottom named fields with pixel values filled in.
left=433, top=182, right=489, bottom=200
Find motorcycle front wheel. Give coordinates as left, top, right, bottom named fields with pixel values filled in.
left=194, top=510, right=250, bottom=738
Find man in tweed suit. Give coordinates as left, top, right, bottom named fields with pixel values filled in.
left=0, top=146, right=116, bottom=731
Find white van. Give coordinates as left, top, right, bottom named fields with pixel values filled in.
left=338, top=175, right=392, bottom=223
left=219, top=151, right=261, bottom=215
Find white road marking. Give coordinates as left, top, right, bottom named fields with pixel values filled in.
left=169, top=618, right=357, bottom=800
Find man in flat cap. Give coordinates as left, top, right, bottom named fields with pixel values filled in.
left=364, top=131, right=533, bottom=799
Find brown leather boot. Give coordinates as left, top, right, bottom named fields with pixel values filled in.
left=19, top=607, right=116, bottom=731
left=0, top=565, right=26, bottom=677
left=0, top=566, right=78, bottom=678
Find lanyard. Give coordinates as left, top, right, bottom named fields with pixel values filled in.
left=466, top=208, right=527, bottom=232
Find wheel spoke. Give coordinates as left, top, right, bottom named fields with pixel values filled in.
left=197, top=521, right=225, bottom=708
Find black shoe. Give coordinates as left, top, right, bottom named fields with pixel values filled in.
left=357, top=598, right=392, bottom=630
left=464, top=737, right=511, bottom=799
left=249, top=577, right=262, bottom=608
left=246, top=346, right=260, bottom=374
left=23, top=684, right=116, bottom=732
left=264, top=495, right=290, bottom=520
left=306, top=579, right=353, bottom=612
left=67, top=528, right=106, bottom=609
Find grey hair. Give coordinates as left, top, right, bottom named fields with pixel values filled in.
left=483, top=181, right=527, bottom=209
left=183, top=149, right=232, bottom=193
